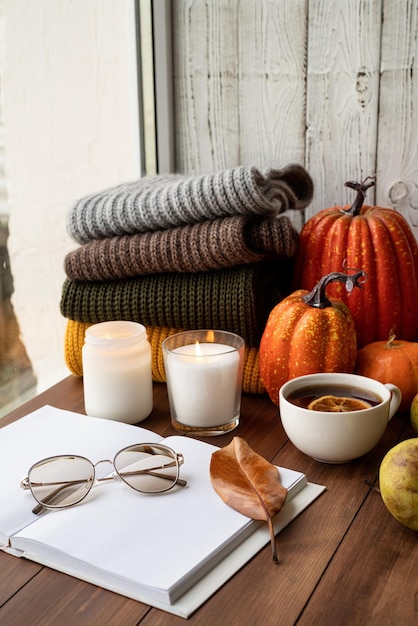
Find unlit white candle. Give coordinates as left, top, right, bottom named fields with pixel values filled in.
left=83, top=357, right=153, bottom=422
left=165, top=342, right=241, bottom=427
left=82, top=321, right=153, bottom=424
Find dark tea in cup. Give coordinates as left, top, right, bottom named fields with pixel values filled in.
left=287, top=384, right=382, bottom=411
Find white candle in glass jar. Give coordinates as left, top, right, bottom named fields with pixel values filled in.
left=165, top=342, right=241, bottom=427
left=82, top=321, right=153, bottom=424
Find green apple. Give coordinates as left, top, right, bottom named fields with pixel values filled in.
left=410, top=393, right=418, bottom=433
left=379, top=439, right=418, bottom=531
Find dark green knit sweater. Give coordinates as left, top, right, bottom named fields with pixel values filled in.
left=60, top=261, right=291, bottom=347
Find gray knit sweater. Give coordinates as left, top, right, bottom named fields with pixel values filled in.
left=66, top=164, right=313, bottom=244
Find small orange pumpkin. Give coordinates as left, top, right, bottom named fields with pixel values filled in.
left=355, top=335, right=418, bottom=412
left=259, top=270, right=366, bottom=406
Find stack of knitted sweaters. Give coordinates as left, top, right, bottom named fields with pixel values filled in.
left=61, top=163, right=313, bottom=394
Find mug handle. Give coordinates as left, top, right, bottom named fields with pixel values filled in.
left=384, top=383, right=402, bottom=420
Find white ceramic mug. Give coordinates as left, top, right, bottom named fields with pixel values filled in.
left=279, top=372, right=402, bottom=463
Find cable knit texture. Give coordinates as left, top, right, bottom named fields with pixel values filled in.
left=60, top=261, right=289, bottom=348
left=64, top=320, right=265, bottom=395
left=66, top=164, right=313, bottom=244
left=64, top=215, right=298, bottom=281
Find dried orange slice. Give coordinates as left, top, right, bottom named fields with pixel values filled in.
left=307, top=395, right=371, bottom=412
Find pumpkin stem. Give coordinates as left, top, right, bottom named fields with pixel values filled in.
left=343, top=175, right=376, bottom=216
left=302, top=270, right=367, bottom=309
left=385, top=332, right=397, bottom=348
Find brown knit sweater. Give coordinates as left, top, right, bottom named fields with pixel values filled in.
left=64, top=215, right=298, bottom=281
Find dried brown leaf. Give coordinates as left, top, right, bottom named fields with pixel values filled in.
left=210, top=437, right=288, bottom=562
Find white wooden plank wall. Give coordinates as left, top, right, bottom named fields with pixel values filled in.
left=172, top=0, right=418, bottom=239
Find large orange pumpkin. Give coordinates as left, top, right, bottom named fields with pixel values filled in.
left=355, top=335, right=418, bottom=412
left=259, top=270, right=365, bottom=406
left=293, top=177, right=418, bottom=347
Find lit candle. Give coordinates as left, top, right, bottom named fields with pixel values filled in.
left=163, top=331, right=244, bottom=435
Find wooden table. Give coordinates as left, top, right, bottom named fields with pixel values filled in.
left=0, top=376, right=416, bottom=626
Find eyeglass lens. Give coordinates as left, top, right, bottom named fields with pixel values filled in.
left=114, top=444, right=180, bottom=493
left=28, top=456, right=94, bottom=509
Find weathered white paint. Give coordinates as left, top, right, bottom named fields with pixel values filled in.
left=305, top=0, right=381, bottom=216
left=2, top=0, right=140, bottom=393
left=376, top=0, right=418, bottom=230
left=173, top=0, right=306, bottom=169
left=173, top=0, right=418, bottom=238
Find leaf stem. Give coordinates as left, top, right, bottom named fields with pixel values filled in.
left=267, top=517, right=279, bottom=563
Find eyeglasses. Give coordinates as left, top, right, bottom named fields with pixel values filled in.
left=21, top=443, right=187, bottom=514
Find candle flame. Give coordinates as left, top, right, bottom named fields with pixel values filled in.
left=206, top=330, right=215, bottom=343
left=194, top=341, right=203, bottom=357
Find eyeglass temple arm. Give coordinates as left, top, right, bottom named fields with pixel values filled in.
left=120, top=468, right=187, bottom=487
left=120, top=459, right=187, bottom=486
left=21, top=477, right=92, bottom=515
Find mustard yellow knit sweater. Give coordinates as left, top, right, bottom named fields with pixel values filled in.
left=64, top=320, right=265, bottom=396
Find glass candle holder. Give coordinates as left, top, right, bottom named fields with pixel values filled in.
left=162, top=329, right=245, bottom=436
left=82, top=321, right=153, bottom=424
